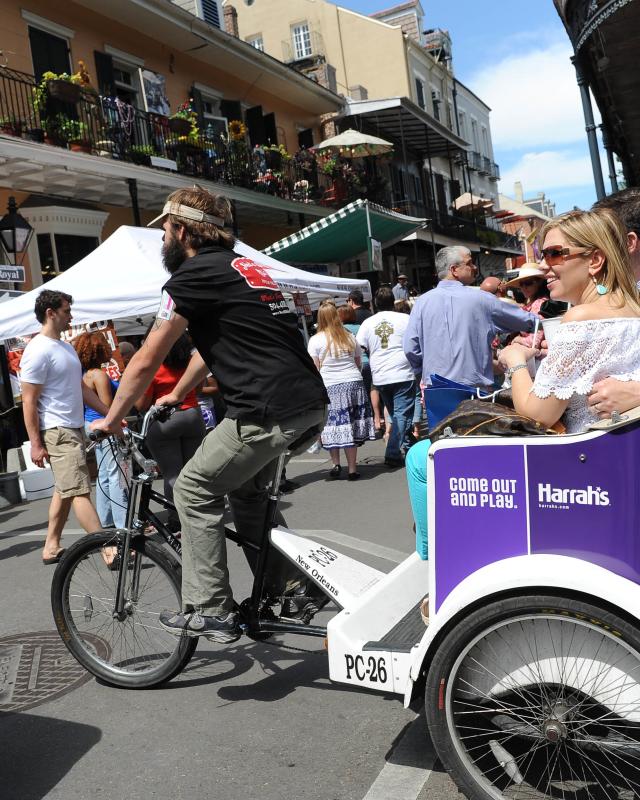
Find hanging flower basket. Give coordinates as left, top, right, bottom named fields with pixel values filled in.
left=47, top=79, right=82, bottom=104
left=168, top=117, right=192, bottom=136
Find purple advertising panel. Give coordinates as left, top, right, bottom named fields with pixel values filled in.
left=433, top=444, right=528, bottom=610
left=527, top=426, right=640, bottom=584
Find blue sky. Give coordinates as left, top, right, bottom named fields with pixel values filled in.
left=338, top=0, right=605, bottom=213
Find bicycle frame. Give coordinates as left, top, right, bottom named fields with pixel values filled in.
left=105, top=410, right=328, bottom=639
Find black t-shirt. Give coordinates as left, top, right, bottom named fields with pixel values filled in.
left=163, top=246, right=328, bottom=421
left=354, top=306, right=372, bottom=324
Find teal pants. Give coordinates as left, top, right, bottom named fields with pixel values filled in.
left=405, top=439, right=431, bottom=559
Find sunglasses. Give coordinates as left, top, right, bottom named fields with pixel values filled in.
left=519, top=278, right=540, bottom=287
left=541, top=246, right=592, bottom=262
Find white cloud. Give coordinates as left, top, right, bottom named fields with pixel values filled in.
left=469, top=42, right=589, bottom=150
left=498, top=150, right=596, bottom=193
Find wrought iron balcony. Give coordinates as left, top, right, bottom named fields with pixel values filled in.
left=0, top=66, right=343, bottom=208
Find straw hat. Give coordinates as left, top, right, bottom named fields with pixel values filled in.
left=503, top=263, right=545, bottom=288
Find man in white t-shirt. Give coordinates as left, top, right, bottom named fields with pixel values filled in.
left=357, top=286, right=415, bottom=467
left=20, top=290, right=108, bottom=564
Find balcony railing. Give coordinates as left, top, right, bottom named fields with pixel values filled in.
left=489, top=161, right=500, bottom=181
left=468, top=151, right=482, bottom=171
left=0, top=66, right=344, bottom=208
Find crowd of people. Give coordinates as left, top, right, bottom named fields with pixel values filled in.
left=17, top=184, right=640, bottom=640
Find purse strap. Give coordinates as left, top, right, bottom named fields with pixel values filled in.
left=462, top=414, right=559, bottom=437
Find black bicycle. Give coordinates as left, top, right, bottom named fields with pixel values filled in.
left=51, top=405, right=329, bottom=689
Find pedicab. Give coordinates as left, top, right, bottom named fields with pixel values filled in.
left=52, top=405, right=640, bottom=799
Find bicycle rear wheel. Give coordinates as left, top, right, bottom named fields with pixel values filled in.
left=52, top=531, right=197, bottom=688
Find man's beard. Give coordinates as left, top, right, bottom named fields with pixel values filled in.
left=162, top=237, right=188, bottom=274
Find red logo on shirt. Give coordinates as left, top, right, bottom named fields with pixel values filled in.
left=231, top=257, right=278, bottom=290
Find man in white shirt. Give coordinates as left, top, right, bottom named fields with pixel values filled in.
left=20, top=290, right=108, bottom=564
left=357, top=286, right=415, bottom=467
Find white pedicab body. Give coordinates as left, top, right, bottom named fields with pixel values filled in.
left=274, top=415, right=640, bottom=798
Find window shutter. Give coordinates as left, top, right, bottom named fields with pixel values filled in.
left=190, top=86, right=204, bottom=126
left=94, top=51, right=115, bottom=97
left=200, top=0, right=221, bottom=29
left=245, top=105, right=266, bottom=147
left=220, top=99, right=242, bottom=122
left=263, top=112, right=277, bottom=146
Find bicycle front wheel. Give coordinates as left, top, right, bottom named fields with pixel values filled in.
left=426, top=594, right=640, bottom=799
left=52, top=531, right=197, bottom=688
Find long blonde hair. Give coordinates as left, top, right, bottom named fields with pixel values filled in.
left=540, top=208, right=640, bottom=314
left=317, top=300, right=356, bottom=357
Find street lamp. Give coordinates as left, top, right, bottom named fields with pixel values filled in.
left=0, top=196, right=34, bottom=266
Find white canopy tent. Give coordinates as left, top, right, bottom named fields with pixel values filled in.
left=0, top=226, right=371, bottom=340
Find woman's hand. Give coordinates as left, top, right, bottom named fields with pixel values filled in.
left=498, top=342, right=538, bottom=371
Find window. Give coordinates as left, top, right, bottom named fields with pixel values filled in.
left=457, top=110, right=466, bottom=139
left=201, top=94, right=227, bottom=143
left=471, top=119, right=479, bottom=151
left=481, top=125, right=490, bottom=156
left=246, top=35, right=264, bottom=51
left=431, top=90, right=440, bottom=121
left=415, top=78, right=426, bottom=110
left=111, top=62, right=140, bottom=105
left=28, top=26, right=70, bottom=80
left=292, top=23, right=312, bottom=60
left=37, top=234, right=99, bottom=278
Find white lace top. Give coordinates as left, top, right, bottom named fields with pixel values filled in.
left=532, top=318, right=640, bottom=433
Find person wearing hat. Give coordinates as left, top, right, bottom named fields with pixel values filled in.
left=392, top=273, right=409, bottom=302
left=92, top=186, right=329, bottom=643
left=503, top=263, right=549, bottom=348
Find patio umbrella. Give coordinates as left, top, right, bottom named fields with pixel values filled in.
left=314, top=129, right=394, bottom=158
left=452, top=192, right=494, bottom=214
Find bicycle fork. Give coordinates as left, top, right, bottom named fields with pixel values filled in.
left=112, top=476, right=145, bottom=621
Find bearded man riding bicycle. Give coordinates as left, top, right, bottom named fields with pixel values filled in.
left=92, top=187, right=328, bottom=642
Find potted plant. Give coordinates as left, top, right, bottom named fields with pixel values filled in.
left=0, top=115, right=23, bottom=136
left=129, top=144, right=156, bottom=166
left=42, top=113, right=70, bottom=147
left=168, top=101, right=196, bottom=136
left=62, top=119, right=91, bottom=153
left=33, top=62, right=95, bottom=113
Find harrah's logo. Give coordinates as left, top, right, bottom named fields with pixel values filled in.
left=537, top=483, right=610, bottom=508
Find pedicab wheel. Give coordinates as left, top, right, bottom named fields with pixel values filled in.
left=425, top=594, right=640, bottom=800
left=51, top=531, right=198, bottom=689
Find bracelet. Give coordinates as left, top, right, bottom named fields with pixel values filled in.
left=505, top=363, right=529, bottom=378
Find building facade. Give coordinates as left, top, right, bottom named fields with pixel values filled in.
left=0, top=0, right=343, bottom=290
left=227, top=0, right=515, bottom=285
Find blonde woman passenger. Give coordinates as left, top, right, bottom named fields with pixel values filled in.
left=498, top=207, right=640, bottom=432
left=308, top=301, right=375, bottom=480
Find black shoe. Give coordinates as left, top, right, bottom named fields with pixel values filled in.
left=347, top=471, right=360, bottom=481
left=281, top=582, right=330, bottom=622
left=328, top=465, right=342, bottom=479
left=159, top=609, right=240, bottom=642
left=384, top=457, right=404, bottom=468
left=279, top=478, right=300, bottom=493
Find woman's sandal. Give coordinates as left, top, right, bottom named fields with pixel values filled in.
left=328, top=464, right=342, bottom=479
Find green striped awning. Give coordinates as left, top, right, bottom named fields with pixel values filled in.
left=264, top=199, right=427, bottom=263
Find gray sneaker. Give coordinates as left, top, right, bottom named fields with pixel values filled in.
left=159, top=609, right=240, bottom=643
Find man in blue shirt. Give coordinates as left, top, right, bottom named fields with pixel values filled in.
left=392, top=274, right=409, bottom=301
left=403, top=247, right=538, bottom=389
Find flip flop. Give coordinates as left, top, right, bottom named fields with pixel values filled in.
left=42, top=549, right=65, bottom=565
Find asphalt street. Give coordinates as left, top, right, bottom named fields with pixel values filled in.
left=0, top=438, right=460, bottom=800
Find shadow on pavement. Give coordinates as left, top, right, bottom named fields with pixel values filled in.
left=0, top=711, right=101, bottom=800
left=0, top=539, right=43, bottom=561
